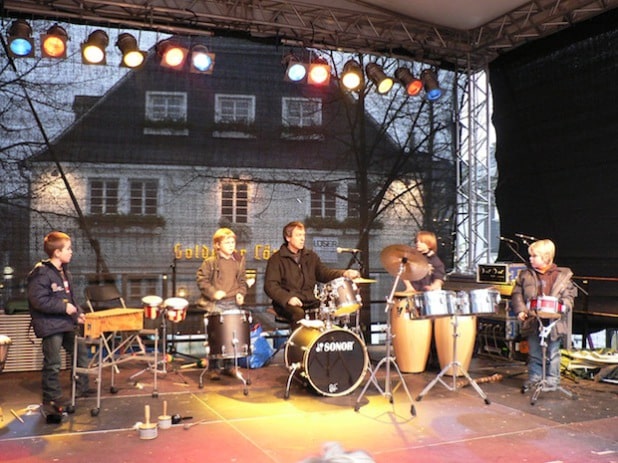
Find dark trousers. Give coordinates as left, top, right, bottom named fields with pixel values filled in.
left=41, top=330, right=89, bottom=402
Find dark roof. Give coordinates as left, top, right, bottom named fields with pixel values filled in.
left=34, top=36, right=401, bottom=172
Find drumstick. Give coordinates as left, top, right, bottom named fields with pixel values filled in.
left=456, top=373, right=503, bottom=389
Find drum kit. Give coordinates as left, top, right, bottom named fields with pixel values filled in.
left=283, top=275, right=371, bottom=399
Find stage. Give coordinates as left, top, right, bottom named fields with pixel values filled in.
left=0, top=345, right=616, bottom=463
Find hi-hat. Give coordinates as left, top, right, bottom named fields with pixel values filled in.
left=380, top=244, right=430, bottom=281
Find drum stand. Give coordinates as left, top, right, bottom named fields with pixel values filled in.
left=416, top=312, right=490, bottom=404
left=528, top=317, right=573, bottom=405
left=354, top=260, right=416, bottom=416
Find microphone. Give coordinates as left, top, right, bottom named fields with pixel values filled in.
left=499, top=236, right=517, bottom=244
left=515, top=233, right=538, bottom=241
left=336, top=247, right=361, bottom=253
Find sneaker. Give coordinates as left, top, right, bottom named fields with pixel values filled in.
left=209, top=370, right=221, bottom=381
left=43, top=396, right=70, bottom=409
left=521, top=379, right=540, bottom=393
left=542, top=384, right=558, bottom=392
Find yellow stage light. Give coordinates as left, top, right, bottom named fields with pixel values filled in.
left=41, top=24, right=68, bottom=59
left=81, top=30, right=109, bottom=65
left=366, top=63, right=393, bottom=94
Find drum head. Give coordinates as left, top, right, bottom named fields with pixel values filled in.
left=289, top=327, right=368, bottom=397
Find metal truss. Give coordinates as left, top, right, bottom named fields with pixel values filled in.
left=3, top=0, right=615, bottom=71
left=454, top=66, right=493, bottom=273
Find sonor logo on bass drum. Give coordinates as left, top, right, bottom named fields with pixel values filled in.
left=315, top=341, right=356, bottom=353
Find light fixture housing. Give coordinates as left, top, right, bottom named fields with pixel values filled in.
left=421, top=69, right=443, bottom=101
left=190, top=45, right=215, bottom=74
left=340, top=60, right=364, bottom=91
left=395, top=67, right=423, bottom=96
left=307, top=57, right=331, bottom=86
left=41, top=24, right=69, bottom=59
left=156, top=39, right=189, bottom=70
left=116, top=33, right=146, bottom=68
left=283, top=54, right=307, bottom=82
left=8, top=19, right=35, bottom=58
left=81, top=30, right=109, bottom=65
left=366, top=63, right=393, bottom=94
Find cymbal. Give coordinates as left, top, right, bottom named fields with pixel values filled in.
left=380, top=244, right=430, bottom=282
left=352, top=277, right=376, bottom=284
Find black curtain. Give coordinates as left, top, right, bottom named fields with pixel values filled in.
left=490, top=9, right=618, bottom=277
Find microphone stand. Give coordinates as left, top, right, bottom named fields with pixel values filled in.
left=354, top=258, right=416, bottom=417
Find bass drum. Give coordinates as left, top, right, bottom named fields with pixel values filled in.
left=285, top=326, right=368, bottom=397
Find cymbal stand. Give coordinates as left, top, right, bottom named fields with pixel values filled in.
left=416, top=312, right=490, bottom=405
left=529, top=317, right=573, bottom=405
left=354, top=259, right=416, bottom=416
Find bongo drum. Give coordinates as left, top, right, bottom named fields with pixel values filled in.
left=141, top=295, right=163, bottom=320
left=164, top=297, right=189, bottom=323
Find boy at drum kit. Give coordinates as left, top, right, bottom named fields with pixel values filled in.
left=264, top=221, right=360, bottom=326
left=511, top=239, right=577, bottom=393
left=196, top=228, right=248, bottom=380
left=26, top=231, right=91, bottom=413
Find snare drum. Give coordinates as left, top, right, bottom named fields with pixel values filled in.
left=326, top=277, right=362, bottom=317
left=141, top=295, right=163, bottom=320
left=164, top=297, right=189, bottom=323
left=285, top=325, right=368, bottom=397
left=528, top=296, right=565, bottom=319
left=0, top=335, right=11, bottom=373
left=469, top=288, right=501, bottom=314
left=420, top=290, right=457, bottom=317
left=205, top=310, right=251, bottom=358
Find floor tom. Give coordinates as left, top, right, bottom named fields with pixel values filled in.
left=205, top=309, right=251, bottom=358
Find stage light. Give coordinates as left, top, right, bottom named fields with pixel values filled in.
left=41, top=24, right=69, bottom=59
left=395, top=67, right=423, bottom=96
left=366, top=63, right=393, bottom=94
left=190, top=45, right=215, bottom=74
left=7, top=20, right=34, bottom=58
left=421, top=69, right=443, bottom=101
left=81, top=30, right=109, bottom=65
left=116, top=33, right=146, bottom=68
left=340, top=60, right=364, bottom=91
left=307, top=58, right=331, bottom=86
left=156, top=39, right=188, bottom=70
left=283, top=54, right=307, bottom=82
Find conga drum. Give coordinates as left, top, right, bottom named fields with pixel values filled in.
left=391, top=296, right=432, bottom=373
left=434, top=315, right=476, bottom=376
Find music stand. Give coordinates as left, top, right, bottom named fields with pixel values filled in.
left=528, top=317, right=573, bottom=405
left=354, top=259, right=416, bottom=416
left=415, top=310, right=490, bottom=404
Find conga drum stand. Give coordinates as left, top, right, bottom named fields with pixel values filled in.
left=416, top=312, right=490, bottom=405
left=529, top=318, right=573, bottom=405
left=354, top=260, right=416, bottom=416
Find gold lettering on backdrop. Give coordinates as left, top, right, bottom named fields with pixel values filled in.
left=173, top=243, right=264, bottom=260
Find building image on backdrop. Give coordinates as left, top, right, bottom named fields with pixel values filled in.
left=25, top=36, right=457, bottom=330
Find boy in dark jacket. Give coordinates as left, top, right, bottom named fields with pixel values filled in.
left=27, top=231, right=90, bottom=406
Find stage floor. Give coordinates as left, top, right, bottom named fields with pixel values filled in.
left=1, top=346, right=617, bottom=463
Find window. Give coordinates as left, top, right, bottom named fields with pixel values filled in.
left=310, top=182, right=336, bottom=218
left=282, top=97, right=322, bottom=127
left=215, top=94, right=255, bottom=124
left=130, top=179, right=158, bottom=215
left=144, top=91, right=188, bottom=135
left=347, top=183, right=360, bottom=218
left=221, top=182, right=248, bottom=224
left=89, top=179, right=119, bottom=214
